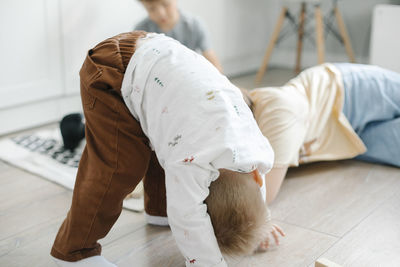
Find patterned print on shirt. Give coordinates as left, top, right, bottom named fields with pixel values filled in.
left=168, top=134, right=182, bottom=147
left=185, top=257, right=197, bottom=264
left=232, top=149, right=237, bottom=163
left=233, top=105, right=240, bottom=116
left=206, top=90, right=218, bottom=100
left=161, top=106, right=168, bottom=114
left=183, top=156, right=195, bottom=163
left=154, top=77, right=164, bottom=87
left=152, top=48, right=161, bottom=55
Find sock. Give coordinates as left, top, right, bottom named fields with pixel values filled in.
left=52, top=255, right=116, bottom=267
left=144, top=212, right=169, bottom=226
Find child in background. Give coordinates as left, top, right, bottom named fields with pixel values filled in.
left=51, top=31, right=284, bottom=267
left=134, top=0, right=223, bottom=72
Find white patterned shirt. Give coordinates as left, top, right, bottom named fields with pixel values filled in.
left=121, top=33, right=274, bottom=267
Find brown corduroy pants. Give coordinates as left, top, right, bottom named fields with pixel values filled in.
left=51, top=31, right=167, bottom=262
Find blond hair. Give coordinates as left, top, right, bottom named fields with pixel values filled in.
left=205, top=169, right=268, bottom=255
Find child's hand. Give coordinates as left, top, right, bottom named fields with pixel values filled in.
left=257, top=224, right=285, bottom=251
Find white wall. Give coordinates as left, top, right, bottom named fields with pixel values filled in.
left=179, top=0, right=275, bottom=75
left=0, top=0, right=145, bottom=135
left=50, top=0, right=398, bottom=90
left=61, top=0, right=147, bottom=95
left=180, top=0, right=396, bottom=75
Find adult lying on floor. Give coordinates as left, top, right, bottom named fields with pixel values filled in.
left=244, top=63, right=400, bottom=203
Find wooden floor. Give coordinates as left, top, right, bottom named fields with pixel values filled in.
left=1, top=69, right=400, bottom=267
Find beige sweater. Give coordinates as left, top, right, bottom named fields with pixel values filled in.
left=250, top=63, right=366, bottom=167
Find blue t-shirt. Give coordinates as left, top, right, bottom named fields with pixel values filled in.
left=134, top=11, right=211, bottom=53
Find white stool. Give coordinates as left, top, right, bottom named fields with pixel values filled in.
left=255, top=0, right=355, bottom=84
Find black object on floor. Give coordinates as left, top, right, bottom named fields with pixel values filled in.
left=60, top=113, right=85, bottom=151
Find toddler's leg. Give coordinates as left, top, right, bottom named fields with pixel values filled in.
left=51, top=32, right=150, bottom=263
left=338, top=63, right=400, bottom=133
left=355, top=118, right=400, bottom=167
left=143, top=152, right=168, bottom=225
left=337, top=64, right=400, bottom=167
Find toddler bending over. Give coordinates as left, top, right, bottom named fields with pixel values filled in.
left=51, top=32, right=283, bottom=267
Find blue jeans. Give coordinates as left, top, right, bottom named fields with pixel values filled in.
left=334, top=63, right=400, bottom=167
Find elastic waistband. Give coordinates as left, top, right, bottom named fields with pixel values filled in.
left=79, top=31, right=147, bottom=91
left=118, top=31, right=148, bottom=70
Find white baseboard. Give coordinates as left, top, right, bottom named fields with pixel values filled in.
left=0, top=94, right=82, bottom=136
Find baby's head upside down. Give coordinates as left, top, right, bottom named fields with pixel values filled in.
left=205, top=169, right=269, bottom=255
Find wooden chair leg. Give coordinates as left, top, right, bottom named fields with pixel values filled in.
left=255, top=7, right=287, bottom=85
left=314, top=5, right=325, bottom=64
left=334, top=6, right=355, bottom=62
left=295, top=3, right=306, bottom=74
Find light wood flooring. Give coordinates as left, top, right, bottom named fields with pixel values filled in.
left=1, top=69, right=400, bottom=267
